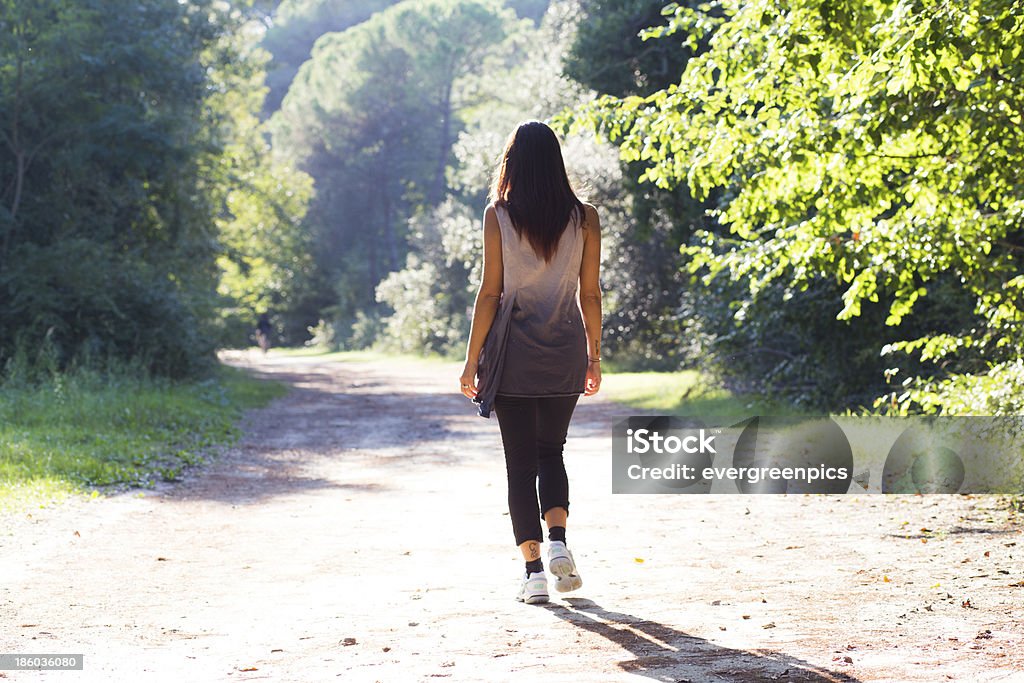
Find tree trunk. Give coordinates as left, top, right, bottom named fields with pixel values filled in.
left=431, top=79, right=453, bottom=205
left=2, top=52, right=25, bottom=261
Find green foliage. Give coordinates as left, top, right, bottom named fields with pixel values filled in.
left=0, top=0, right=223, bottom=375
left=270, top=0, right=517, bottom=344
left=0, top=0, right=312, bottom=369
left=260, top=0, right=401, bottom=115
left=375, top=199, right=479, bottom=354
left=3, top=239, right=213, bottom=376
left=688, top=273, right=978, bottom=410
left=562, top=0, right=707, bottom=369
left=208, top=28, right=316, bottom=347
left=379, top=2, right=655, bottom=359
left=0, top=360, right=287, bottom=506
left=564, top=0, right=694, bottom=98
left=0, top=4, right=225, bottom=370
left=569, top=0, right=1024, bottom=413
left=507, top=0, right=551, bottom=22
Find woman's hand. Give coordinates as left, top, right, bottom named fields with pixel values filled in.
left=459, top=360, right=478, bottom=399
left=584, top=359, right=602, bottom=396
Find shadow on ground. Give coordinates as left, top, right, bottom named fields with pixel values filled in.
left=160, top=357, right=502, bottom=505
left=545, top=598, right=860, bottom=683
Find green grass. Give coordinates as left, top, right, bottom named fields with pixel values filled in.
left=0, top=363, right=287, bottom=511
left=601, top=369, right=803, bottom=416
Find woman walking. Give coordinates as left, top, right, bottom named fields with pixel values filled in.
left=459, top=120, right=602, bottom=604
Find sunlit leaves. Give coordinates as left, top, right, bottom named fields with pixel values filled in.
left=567, top=0, right=1024, bottom=412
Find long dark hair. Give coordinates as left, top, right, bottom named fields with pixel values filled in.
left=489, top=121, right=585, bottom=263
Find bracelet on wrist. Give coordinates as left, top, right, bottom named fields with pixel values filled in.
left=588, top=357, right=601, bottom=363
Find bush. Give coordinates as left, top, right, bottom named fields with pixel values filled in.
left=0, top=239, right=217, bottom=378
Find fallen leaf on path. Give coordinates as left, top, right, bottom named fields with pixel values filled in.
left=1008, top=581, right=1024, bottom=587
left=984, top=551, right=991, bottom=557
left=883, top=575, right=891, bottom=583
left=237, top=666, right=257, bottom=672
left=762, top=622, right=776, bottom=629
left=157, top=557, right=168, bottom=561
left=408, top=622, right=419, bottom=627
left=382, top=647, right=391, bottom=652
left=976, top=630, right=993, bottom=640
left=742, top=615, right=751, bottom=620
left=270, top=649, right=283, bottom=653
left=341, top=637, right=357, bottom=646
left=634, top=558, right=644, bottom=563
left=961, top=599, right=973, bottom=608
left=73, top=530, right=80, bottom=537
left=784, top=545, right=802, bottom=550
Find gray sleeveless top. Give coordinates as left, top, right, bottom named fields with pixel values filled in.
left=474, top=202, right=588, bottom=418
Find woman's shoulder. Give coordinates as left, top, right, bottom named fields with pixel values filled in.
left=578, top=202, right=599, bottom=231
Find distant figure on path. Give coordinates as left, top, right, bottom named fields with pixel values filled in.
left=459, top=120, right=603, bottom=605
left=255, top=313, right=272, bottom=354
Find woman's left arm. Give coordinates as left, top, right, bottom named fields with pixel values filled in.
left=460, top=205, right=503, bottom=398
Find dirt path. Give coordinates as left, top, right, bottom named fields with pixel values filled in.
left=2, top=351, right=1023, bottom=682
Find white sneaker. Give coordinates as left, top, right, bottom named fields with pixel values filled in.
left=548, top=541, right=582, bottom=593
left=516, top=570, right=549, bottom=604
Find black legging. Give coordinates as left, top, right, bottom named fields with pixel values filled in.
left=493, top=393, right=580, bottom=546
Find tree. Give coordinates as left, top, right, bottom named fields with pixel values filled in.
left=269, top=0, right=515, bottom=344
left=561, top=0, right=705, bottom=369
left=379, top=1, right=636, bottom=359
left=564, top=0, right=695, bottom=98
left=375, top=199, right=480, bottom=354
left=0, top=0, right=226, bottom=375
left=259, top=0, right=400, bottom=116
left=571, top=0, right=1024, bottom=413
left=0, top=0, right=312, bottom=373
left=204, top=21, right=316, bottom=346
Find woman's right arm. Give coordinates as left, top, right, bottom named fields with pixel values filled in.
left=579, top=204, right=602, bottom=396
